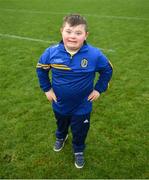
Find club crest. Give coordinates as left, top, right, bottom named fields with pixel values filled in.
left=81, top=59, right=88, bottom=68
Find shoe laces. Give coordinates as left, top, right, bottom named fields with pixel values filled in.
left=55, top=139, right=63, bottom=145
left=75, top=153, right=84, bottom=162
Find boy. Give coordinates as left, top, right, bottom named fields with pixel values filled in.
left=36, top=14, right=113, bottom=168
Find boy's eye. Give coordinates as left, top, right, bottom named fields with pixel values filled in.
left=65, top=30, right=83, bottom=35
left=66, top=30, right=71, bottom=34
left=75, top=32, right=82, bottom=35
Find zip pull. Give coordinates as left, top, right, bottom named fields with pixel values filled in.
left=66, top=49, right=78, bottom=59
left=70, top=53, right=73, bottom=59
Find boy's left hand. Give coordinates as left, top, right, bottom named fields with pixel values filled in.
left=88, top=90, right=100, bottom=102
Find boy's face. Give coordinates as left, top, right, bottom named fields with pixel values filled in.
left=61, top=23, right=88, bottom=52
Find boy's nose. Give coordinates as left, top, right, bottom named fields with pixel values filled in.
left=69, top=32, right=76, bottom=38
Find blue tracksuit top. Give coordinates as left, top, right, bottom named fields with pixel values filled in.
left=36, top=41, right=113, bottom=115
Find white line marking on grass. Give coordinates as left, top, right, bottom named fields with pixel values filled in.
left=0, top=33, right=57, bottom=44
left=100, top=48, right=115, bottom=52
left=0, top=33, right=115, bottom=52
left=1, top=8, right=149, bottom=21
left=83, top=14, right=149, bottom=21
left=0, top=8, right=66, bottom=15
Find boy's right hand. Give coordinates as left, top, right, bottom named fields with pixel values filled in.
left=45, top=89, right=57, bottom=102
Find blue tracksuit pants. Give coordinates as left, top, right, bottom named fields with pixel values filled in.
left=54, top=111, right=90, bottom=153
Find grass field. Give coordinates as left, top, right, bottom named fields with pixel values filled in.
left=0, top=0, right=149, bottom=178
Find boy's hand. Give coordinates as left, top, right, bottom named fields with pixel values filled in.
left=45, top=89, right=57, bottom=102
left=88, top=90, right=100, bottom=102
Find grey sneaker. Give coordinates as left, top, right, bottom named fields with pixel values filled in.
left=53, top=134, right=68, bottom=152
left=74, top=152, right=84, bottom=168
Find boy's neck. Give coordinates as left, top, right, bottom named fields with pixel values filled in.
left=64, top=46, right=80, bottom=55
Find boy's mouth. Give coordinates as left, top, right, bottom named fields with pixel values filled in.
left=68, top=40, right=77, bottom=43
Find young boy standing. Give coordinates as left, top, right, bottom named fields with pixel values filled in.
left=36, top=14, right=113, bottom=168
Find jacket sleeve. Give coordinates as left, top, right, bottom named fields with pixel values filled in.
left=94, top=52, right=113, bottom=94
left=36, top=48, right=52, bottom=92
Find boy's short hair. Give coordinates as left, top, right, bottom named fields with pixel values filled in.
left=62, top=14, right=88, bottom=32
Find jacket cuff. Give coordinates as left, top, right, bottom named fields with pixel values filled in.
left=94, top=85, right=104, bottom=94
left=42, top=86, right=51, bottom=92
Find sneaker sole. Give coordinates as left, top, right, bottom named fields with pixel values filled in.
left=75, top=162, right=84, bottom=169
left=53, top=134, right=68, bottom=152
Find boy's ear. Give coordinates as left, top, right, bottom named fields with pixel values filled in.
left=85, top=32, right=89, bottom=40
left=60, top=28, right=63, bottom=33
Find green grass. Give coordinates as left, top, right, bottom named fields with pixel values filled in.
left=0, top=0, right=149, bottom=178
